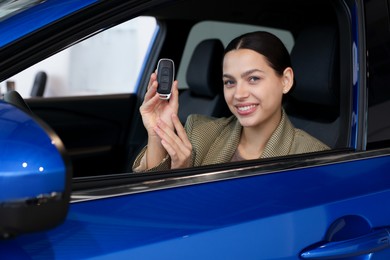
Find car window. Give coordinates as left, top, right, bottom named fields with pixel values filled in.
left=0, top=0, right=348, bottom=178
left=365, top=0, right=390, bottom=149
left=0, top=16, right=158, bottom=98
left=176, top=21, right=294, bottom=89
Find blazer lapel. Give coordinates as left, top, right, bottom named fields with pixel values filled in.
left=261, top=110, right=294, bottom=158
left=202, top=118, right=242, bottom=165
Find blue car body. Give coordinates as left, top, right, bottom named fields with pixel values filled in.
left=0, top=0, right=390, bottom=259
left=2, top=153, right=390, bottom=259
left=0, top=0, right=98, bottom=48
left=0, top=101, right=65, bottom=201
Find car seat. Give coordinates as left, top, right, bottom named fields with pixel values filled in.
left=30, top=71, right=47, bottom=97
left=178, top=39, right=230, bottom=123
left=285, top=26, right=342, bottom=148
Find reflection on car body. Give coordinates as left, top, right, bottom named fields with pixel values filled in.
left=0, top=0, right=42, bottom=21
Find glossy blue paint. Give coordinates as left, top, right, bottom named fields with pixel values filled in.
left=1, top=155, right=390, bottom=259
left=0, top=101, right=65, bottom=201
left=0, top=0, right=98, bottom=48
left=301, top=228, right=390, bottom=259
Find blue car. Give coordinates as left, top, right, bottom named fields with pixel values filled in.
left=1, top=0, right=390, bottom=259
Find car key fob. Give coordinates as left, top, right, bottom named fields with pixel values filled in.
left=156, top=58, right=175, bottom=100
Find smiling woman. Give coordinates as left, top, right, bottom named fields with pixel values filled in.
left=133, top=31, right=329, bottom=172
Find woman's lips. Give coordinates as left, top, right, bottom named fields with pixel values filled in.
left=235, top=104, right=258, bottom=115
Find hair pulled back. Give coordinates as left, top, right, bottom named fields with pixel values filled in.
left=224, top=31, right=291, bottom=76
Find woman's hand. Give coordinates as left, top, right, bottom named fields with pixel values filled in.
left=154, top=114, right=192, bottom=169
left=140, top=72, right=180, bottom=169
left=140, top=72, right=179, bottom=137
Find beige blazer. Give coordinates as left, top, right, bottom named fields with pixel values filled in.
left=132, top=110, right=329, bottom=172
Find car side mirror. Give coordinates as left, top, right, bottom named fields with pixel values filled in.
left=0, top=101, right=71, bottom=238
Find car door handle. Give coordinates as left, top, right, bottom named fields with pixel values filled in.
left=300, top=228, right=390, bottom=259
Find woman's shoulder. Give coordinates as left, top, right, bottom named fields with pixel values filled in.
left=292, top=128, right=330, bottom=151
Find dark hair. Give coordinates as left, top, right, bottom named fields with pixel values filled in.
left=224, top=31, right=291, bottom=76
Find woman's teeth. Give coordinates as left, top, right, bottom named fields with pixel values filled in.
left=238, top=105, right=256, bottom=111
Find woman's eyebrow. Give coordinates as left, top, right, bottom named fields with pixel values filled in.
left=241, top=69, right=265, bottom=78
left=223, top=69, right=265, bottom=79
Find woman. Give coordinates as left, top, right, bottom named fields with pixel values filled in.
left=133, top=31, right=329, bottom=172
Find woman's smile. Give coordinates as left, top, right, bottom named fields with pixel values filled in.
left=235, top=103, right=258, bottom=115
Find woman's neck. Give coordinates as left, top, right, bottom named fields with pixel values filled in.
left=238, top=109, right=282, bottom=159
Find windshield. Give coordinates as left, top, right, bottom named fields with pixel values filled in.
left=0, top=0, right=42, bottom=22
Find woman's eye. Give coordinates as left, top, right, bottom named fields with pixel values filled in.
left=249, top=76, right=260, bottom=83
left=223, top=80, right=235, bottom=87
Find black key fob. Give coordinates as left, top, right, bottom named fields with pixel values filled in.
left=156, top=58, right=175, bottom=100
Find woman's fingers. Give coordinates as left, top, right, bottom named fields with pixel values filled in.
left=154, top=119, right=179, bottom=147
left=141, top=73, right=164, bottom=115
left=156, top=116, right=190, bottom=150
left=143, top=73, right=158, bottom=102
left=162, top=139, right=192, bottom=169
left=140, top=92, right=159, bottom=114
left=171, top=114, right=192, bottom=149
left=154, top=116, right=192, bottom=168
left=169, top=80, right=180, bottom=112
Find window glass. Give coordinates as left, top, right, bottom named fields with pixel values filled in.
left=0, top=16, right=158, bottom=97
left=365, top=0, right=390, bottom=148
left=176, top=21, right=294, bottom=89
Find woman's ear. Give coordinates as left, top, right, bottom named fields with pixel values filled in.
left=282, top=67, right=294, bottom=94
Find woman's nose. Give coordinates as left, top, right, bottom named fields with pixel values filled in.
left=234, top=83, right=250, bottom=99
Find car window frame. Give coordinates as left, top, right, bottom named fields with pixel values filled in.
left=0, top=0, right=366, bottom=193
left=76, top=2, right=358, bottom=189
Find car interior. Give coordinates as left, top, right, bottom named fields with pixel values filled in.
left=177, top=39, right=230, bottom=124
left=285, top=25, right=342, bottom=148
left=127, top=0, right=353, bottom=171
left=2, top=0, right=353, bottom=180
left=30, top=71, right=47, bottom=97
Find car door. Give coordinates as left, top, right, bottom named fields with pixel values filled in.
left=1, top=150, right=389, bottom=259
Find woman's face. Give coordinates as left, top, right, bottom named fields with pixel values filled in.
left=223, top=48, right=293, bottom=129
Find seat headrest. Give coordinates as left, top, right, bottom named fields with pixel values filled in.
left=31, top=71, right=47, bottom=97
left=290, top=26, right=339, bottom=107
left=186, top=39, right=224, bottom=98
